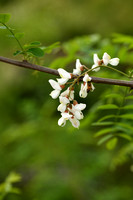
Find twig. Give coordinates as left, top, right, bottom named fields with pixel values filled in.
left=0, top=56, right=133, bottom=88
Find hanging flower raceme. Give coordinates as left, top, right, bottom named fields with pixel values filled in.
left=48, top=52, right=120, bottom=128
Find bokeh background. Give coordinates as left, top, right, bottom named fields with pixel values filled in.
left=0, top=0, right=133, bottom=199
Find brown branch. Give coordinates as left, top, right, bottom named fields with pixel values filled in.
left=0, top=56, right=133, bottom=88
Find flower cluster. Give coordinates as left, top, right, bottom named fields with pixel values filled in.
left=49, top=52, right=119, bottom=128
left=92, top=52, right=120, bottom=72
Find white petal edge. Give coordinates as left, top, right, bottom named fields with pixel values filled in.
left=57, top=78, right=68, bottom=85
left=58, top=117, right=66, bottom=127
left=58, top=68, right=71, bottom=79
left=74, top=103, right=86, bottom=110
left=94, top=54, right=100, bottom=65
left=50, top=90, right=60, bottom=99
left=103, top=52, right=111, bottom=66
left=49, top=79, right=61, bottom=90
left=109, top=58, right=120, bottom=66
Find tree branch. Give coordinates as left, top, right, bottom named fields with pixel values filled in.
left=0, top=56, right=133, bottom=88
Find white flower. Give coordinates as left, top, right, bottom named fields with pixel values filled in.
left=91, top=52, right=120, bottom=72
left=57, top=96, right=70, bottom=112
left=60, top=87, right=74, bottom=101
left=58, top=68, right=71, bottom=79
left=69, top=117, right=80, bottom=128
left=49, top=79, right=62, bottom=99
left=59, top=96, right=70, bottom=104
left=57, top=68, right=71, bottom=85
left=91, top=54, right=101, bottom=72
left=79, top=83, right=88, bottom=98
left=83, top=74, right=92, bottom=82
left=58, top=112, right=72, bottom=127
left=103, top=52, right=119, bottom=66
left=73, top=59, right=83, bottom=75
left=72, top=103, right=86, bottom=120
left=57, top=103, right=66, bottom=113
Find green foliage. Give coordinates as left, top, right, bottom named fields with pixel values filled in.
left=0, top=14, right=11, bottom=23
left=27, top=47, right=44, bottom=57
left=1, top=9, right=133, bottom=199
left=0, top=172, right=21, bottom=200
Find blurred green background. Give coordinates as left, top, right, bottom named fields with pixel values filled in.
left=0, top=0, right=133, bottom=199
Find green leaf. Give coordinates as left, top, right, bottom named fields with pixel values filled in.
left=0, top=13, right=11, bottom=23
left=13, top=50, right=23, bottom=56
left=42, top=42, right=60, bottom=54
left=97, top=134, right=113, bottom=146
left=27, top=48, right=44, bottom=57
left=125, top=95, right=133, bottom=100
left=15, top=32, right=24, bottom=40
left=92, top=122, right=114, bottom=126
left=104, top=93, right=123, bottom=100
left=116, top=122, right=133, bottom=132
left=119, top=114, right=133, bottom=120
left=116, top=133, right=132, bottom=141
left=98, top=115, right=116, bottom=122
left=6, top=172, right=21, bottom=183
left=106, top=137, right=118, bottom=150
left=121, top=105, right=133, bottom=110
left=30, top=41, right=41, bottom=45
left=98, top=104, right=119, bottom=110
left=94, top=128, right=114, bottom=137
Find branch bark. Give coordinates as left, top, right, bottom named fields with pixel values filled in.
left=0, top=56, right=133, bottom=88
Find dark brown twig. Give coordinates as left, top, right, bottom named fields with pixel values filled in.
left=0, top=56, right=133, bottom=88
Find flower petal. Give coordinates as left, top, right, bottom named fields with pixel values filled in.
left=50, top=90, right=60, bottom=99
left=57, top=78, right=68, bottom=85
left=91, top=64, right=100, bottom=72
left=57, top=103, right=66, bottom=112
left=74, top=103, right=86, bottom=111
left=91, top=83, right=95, bottom=91
left=103, top=52, right=111, bottom=66
left=79, top=83, right=88, bottom=98
left=74, top=111, right=84, bottom=120
left=109, top=58, right=120, bottom=66
left=76, top=59, right=82, bottom=70
left=83, top=74, right=92, bottom=82
left=94, top=54, right=100, bottom=65
left=58, top=68, right=71, bottom=79
left=61, top=112, right=72, bottom=119
left=73, top=68, right=81, bottom=75
left=59, top=96, right=70, bottom=104
left=69, top=117, right=80, bottom=128
left=49, top=79, right=61, bottom=90
left=58, top=117, right=66, bottom=127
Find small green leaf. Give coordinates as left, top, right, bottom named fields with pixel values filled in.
left=119, top=114, right=133, bottom=120
left=30, top=41, right=41, bottom=45
left=98, top=115, right=116, bottom=122
left=94, top=128, right=114, bottom=137
left=6, top=172, right=21, bottom=183
left=97, top=134, right=113, bottom=146
left=104, top=93, right=123, bottom=100
left=13, top=50, right=22, bottom=56
left=98, top=104, right=119, bottom=110
left=125, top=95, right=133, bottom=100
left=27, top=48, right=44, bottom=57
left=42, top=42, right=60, bottom=54
left=92, top=122, right=114, bottom=126
left=15, top=32, right=24, bottom=40
left=106, top=137, right=118, bottom=150
left=116, top=133, right=132, bottom=141
left=0, top=13, right=11, bottom=23
left=121, top=105, right=133, bottom=110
